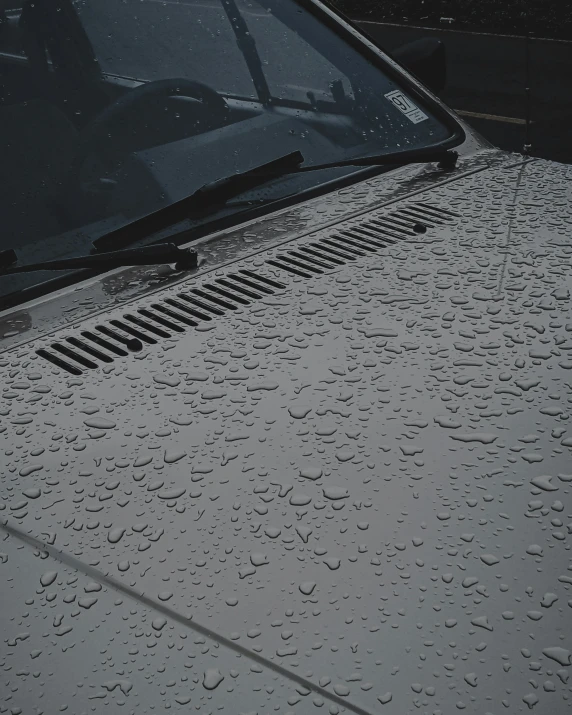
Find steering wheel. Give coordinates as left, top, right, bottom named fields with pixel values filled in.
left=63, top=78, right=230, bottom=220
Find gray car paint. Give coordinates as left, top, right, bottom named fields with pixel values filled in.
left=2, top=149, right=572, bottom=714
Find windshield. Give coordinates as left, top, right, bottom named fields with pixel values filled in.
left=0, top=0, right=457, bottom=305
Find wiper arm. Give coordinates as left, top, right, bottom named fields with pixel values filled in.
left=92, top=146, right=456, bottom=254
left=188, top=146, right=457, bottom=213
left=0, top=243, right=197, bottom=275
left=293, top=146, right=459, bottom=172
left=181, top=144, right=450, bottom=212
left=222, top=147, right=459, bottom=208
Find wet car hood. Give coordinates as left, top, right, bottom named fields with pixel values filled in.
left=2, top=154, right=572, bottom=714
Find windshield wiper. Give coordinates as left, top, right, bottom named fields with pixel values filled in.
left=0, top=243, right=197, bottom=275
left=220, top=0, right=271, bottom=105
left=222, top=147, right=459, bottom=207
left=92, top=147, right=456, bottom=253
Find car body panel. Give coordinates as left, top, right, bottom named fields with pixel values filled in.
left=2, top=154, right=572, bottom=714
left=1, top=524, right=329, bottom=713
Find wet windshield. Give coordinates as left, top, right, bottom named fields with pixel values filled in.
left=0, top=0, right=455, bottom=304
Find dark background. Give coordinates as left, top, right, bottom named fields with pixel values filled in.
left=329, top=1, right=572, bottom=163
left=330, top=1, right=572, bottom=40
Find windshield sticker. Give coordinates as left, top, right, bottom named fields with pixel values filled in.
left=384, top=90, right=428, bottom=124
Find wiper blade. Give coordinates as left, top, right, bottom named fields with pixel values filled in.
left=92, top=150, right=305, bottom=252
left=0, top=243, right=197, bottom=275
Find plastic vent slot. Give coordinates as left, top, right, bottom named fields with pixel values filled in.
left=267, top=202, right=457, bottom=278
left=37, top=270, right=286, bottom=374
left=404, top=202, right=459, bottom=223
left=36, top=203, right=458, bottom=374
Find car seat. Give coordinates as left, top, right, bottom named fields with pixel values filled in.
left=0, top=99, right=77, bottom=249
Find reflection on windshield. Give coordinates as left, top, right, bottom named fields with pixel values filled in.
left=0, top=0, right=452, bottom=302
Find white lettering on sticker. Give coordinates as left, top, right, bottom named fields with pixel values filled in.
left=384, top=89, right=428, bottom=124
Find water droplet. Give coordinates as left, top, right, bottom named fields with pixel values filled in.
left=153, top=374, right=180, bottom=387
left=531, top=475, right=559, bottom=491
left=333, top=684, right=350, bottom=696
left=108, top=527, right=125, bottom=544
left=23, top=488, right=41, bottom=499
left=250, top=552, right=269, bottom=567
left=164, top=449, right=186, bottom=464
left=40, top=571, right=57, bottom=587
left=157, top=487, right=186, bottom=500
left=299, top=467, right=322, bottom=481
left=526, top=544, right=543, bottom=556
left=480, top=554, right=500, bottom=566
left=471, top=615, right=493, bottom=631
left=83, top=417, right=116, bottom=429
left=541, top=593, right=558, bottom=608
left=152, top=617, right=167, bottom=631
left=523, top=693, right=539, bottom=709
left=543, top=647, right=571, bottom=666
left=290, top=493, right=312, bottom=506
left=451, top=432, right=497, bottom=444
left=288, top=405, right=312, bottom=419
left=323, top=557, right=341, bottom=570
left=295, top=526, right=312, bottom=543
left=299, top=581, right=316, bottom=595
left=323, top=486, right=349, bottom=500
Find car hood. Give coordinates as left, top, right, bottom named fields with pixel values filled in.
left=2, top=153, right=572, bottom=714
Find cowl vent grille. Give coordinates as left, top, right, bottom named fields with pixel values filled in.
left=36, top=202, right=459, bottom=374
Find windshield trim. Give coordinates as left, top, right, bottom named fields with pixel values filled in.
left=291, top=0, right=465, bottom=145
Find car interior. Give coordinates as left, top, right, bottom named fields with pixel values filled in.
left=0, top=1, right=245, bottom=246
left=0, top=0, right=449, bottom=279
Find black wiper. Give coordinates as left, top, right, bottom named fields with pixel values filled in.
left=92, top=150, right=305, bottom=252
left=220, top=0, right=271, bottom=105
left=92, top=147, right=456, bottom=253
left=0, top=243, right=197, bottom=275
left=223, top=147, right=459, bottom=207
left=294, top=146, right=458, bottom=172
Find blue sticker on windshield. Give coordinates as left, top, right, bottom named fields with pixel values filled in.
left=384, top=89, right=428, bottom=124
